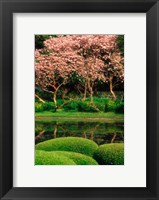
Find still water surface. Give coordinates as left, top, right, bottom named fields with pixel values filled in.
left=35, top=121, right=124, bottom=145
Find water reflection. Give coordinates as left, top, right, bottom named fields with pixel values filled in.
left=35, top=121, right=124, bottom=145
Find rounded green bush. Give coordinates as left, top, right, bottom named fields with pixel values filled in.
left=35, top=150, right=98, bottom=165
left=93, top=143, right=124, bottom=165
left=54, top=151, right=98, bottom=165
left=35, top=150, right=76, bottom=165
left=35, top=137, right=98, bottom=156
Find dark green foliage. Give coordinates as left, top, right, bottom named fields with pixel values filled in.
left=117, top=35, right=124, bottom=55
left=35, top=102, right=56, bottom=112
left=35, top=88, right=52, bottom=102
left=104, top=99, right=116, bottom=112
left=104, top=99, right=124, bottom=113
left=42, top=102, right=56, bottom=112
left=40, top=50, right=52, bottom=55
left=93, top=143, right=124, bottom=165
left=35, top=150, right=76, bottom=165
left=35, top=98, right=124, bottom=113
left=35, top=137, right=98, bottom=156
left=114, top=100, right=124, bottom=113
left=63, top=101, right=79, bottom=112
left=63, top=100, right=99, bottom=112
left=35, top=35, right=57, bottom=49
left=77, top=102, right=98, bottom=112
left=56, top=99, right=65, bottom=107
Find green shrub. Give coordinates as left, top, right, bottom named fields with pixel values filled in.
left=104, top=99, right=116, bottom=112
left=94, top=103, right=105, bottom=111
left=114, top=100, right=124, bottom=113
left=43, top=102, right=56, bottom=111
left=93, top=143, right=124, bottom=165
left=85, top=97, right=107, bottom=111
left=36, top=137, right=98, bottom=157
left=77, top=102, right=98, bottom=112
left=56, top=99, right=65, bottom=107
left=87, top=97, right=107, bottom=104
left=35, top=102, right=44, bottom=112
left=35, top=102, right=56, bottom=112
left=63, top=100, right=99, bottom=112
left=63, top=101, right=79, bottom=111
left=35, top=150, right=76, bottom=165
left=104, top=99, right=124, bottom=113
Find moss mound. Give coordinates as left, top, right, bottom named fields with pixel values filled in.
left=54, top=151, right=98, bottom=165
left=35, top=137, right=98, bottom=156
left=35, top=150, right=98, bottom=165
left=93, top=143, right=124, bottom=165
left=35, top=150, right=76, bottom=165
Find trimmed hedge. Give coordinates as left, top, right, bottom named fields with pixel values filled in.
left=93, top=143, right=124, bottom=165
left=36, top=137, right=98, bottom=156
left=35, top=150, right=76, bottom=165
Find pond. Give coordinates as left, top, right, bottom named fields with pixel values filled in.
left=35, top=120, right=124, bottom=145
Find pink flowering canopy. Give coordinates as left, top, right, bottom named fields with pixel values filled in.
left=35, top=34, right=124, bottom=101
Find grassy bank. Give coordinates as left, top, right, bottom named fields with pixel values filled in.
left=35, top=110, right=124, bottom=122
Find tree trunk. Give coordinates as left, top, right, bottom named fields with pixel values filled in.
left=53, top=90, right=57, bottom=106
left=35, top=130, right=45, bottom=141
left=83, top=81, right=87, bottom=101
left=53, top=126, right=57, bottom=138
left=111, top=133, right=117, bottom=143
left=90, top=132, right=94, bottom=141
left=87, top=79, right=93, bottom=102
left=90, top=89, right=93, bottom=102
left=83, top=132, right=87, bottom=138
left=109, top=77, right=117, bottom=100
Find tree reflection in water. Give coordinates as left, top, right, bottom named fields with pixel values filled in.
left=35, top=121, right=124, bottom=145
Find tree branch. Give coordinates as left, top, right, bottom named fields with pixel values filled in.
left=42, top=88, right=54, bottom=94
left=35, top=94, right=45, bottom=103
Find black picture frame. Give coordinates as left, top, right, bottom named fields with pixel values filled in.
left=0, top=0, right=159, bottom=199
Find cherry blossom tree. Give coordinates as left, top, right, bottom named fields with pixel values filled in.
left=35, top=49, right=83, bottom=106
left=35, top=34, right=124, bottom=103
left=68, top=35, right=120, bottom=101
left=102, top=51, right=124, bottom=100
left=76, top=57, right=105, bottom=101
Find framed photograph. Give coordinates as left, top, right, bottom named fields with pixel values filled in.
left=0, top=0, right=159, bottom=199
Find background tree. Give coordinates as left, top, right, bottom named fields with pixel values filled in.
left=35, top=35, right=57, bottom=49
left=117, top=35, right=124, bottom=56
